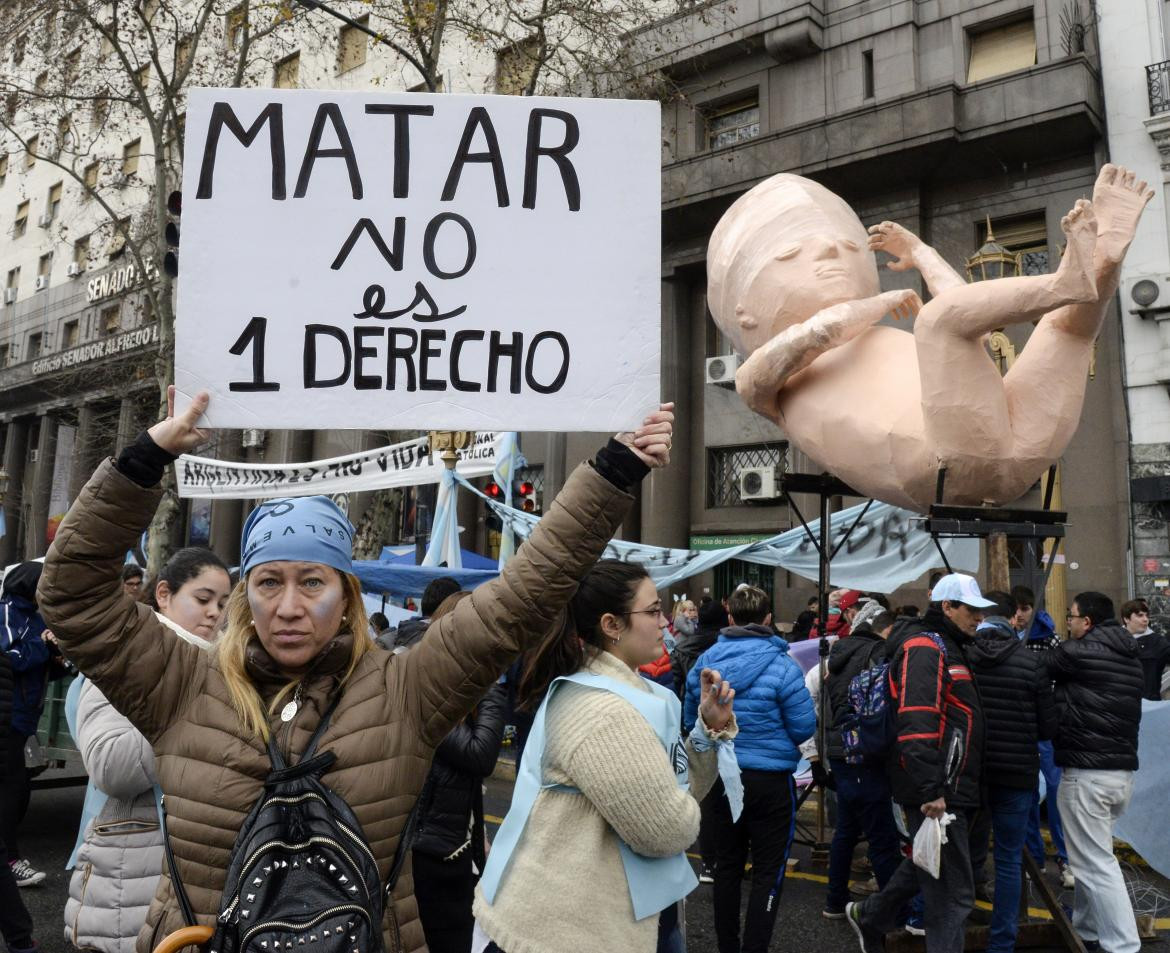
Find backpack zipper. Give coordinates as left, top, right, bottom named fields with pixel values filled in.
left=249, top=792, right=378, bottom=872
left=240, top=902, right=369, bottom=948
left=220, top=835, right=371, bottom=922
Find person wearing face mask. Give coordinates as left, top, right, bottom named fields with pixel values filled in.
left=64, top=547, right=231, bottom=953
left=38, top=388, right=674, bottom=953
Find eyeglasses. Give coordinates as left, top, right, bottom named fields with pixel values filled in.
left=1066, top=613, right=1087, bottom=620
left=625, top=604, right=666, bottom=619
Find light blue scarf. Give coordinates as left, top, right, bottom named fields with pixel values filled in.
left=480, top=670, right=702, bottom=920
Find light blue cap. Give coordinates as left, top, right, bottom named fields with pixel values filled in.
left=240, top=496, right=355, bottom=577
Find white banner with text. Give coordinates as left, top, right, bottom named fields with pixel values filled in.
left=175, top=88, right=661, bottom=432
left=176, top=430, right=505, bottom=499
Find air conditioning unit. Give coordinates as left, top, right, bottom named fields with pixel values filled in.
left=37, top=213, right=52, bottom=228
left=66, top=262, right=82, bottom=277
left=705, top=353, right=741, bottom=387
left=241, top=428, right=267, bottom=449
left=738, top=465, right=780, bottom=501
left=1124, top=274, right=1170, bottom=317
left=3, top=289, right=16, bottom=305
left=34, top=276, right=48, bottom=291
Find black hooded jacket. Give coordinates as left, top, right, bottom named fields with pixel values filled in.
left=825, top=626, right=888, bottom=763
left=1047, top=622, right=1144, bottom=770
left=414, top=682, right=508, bottom=864
left=885, top=607, right=984, bottom=808
left=0, top=652, right=12, bottom=785
left=967, top=617, right=1057, bottom=789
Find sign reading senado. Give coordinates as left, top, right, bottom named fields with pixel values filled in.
left=32, top=324, right=159, bottom=375
left=86, top=258, right=159, bottom=303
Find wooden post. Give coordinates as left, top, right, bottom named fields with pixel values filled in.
left=987, top=532, right=1012, bottom=592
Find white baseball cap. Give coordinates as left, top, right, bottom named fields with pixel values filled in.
left=930, top=573, right=997, bottom=609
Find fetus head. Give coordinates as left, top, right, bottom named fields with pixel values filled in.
left=707, top=174, right=880, bottom=357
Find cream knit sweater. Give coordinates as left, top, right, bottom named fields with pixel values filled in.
left=473, top=649, right=736, bottom=953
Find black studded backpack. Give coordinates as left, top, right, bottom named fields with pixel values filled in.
left=161, top=696, right=421, bottom=953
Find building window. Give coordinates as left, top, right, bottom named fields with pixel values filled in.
left=14, top=200, right=28, bottom=238
left=37, top=253, right=51, bottom=286
left=274, top=52, right=300, bottom=89
left=175, top=35, right=194, bottom=74
left=226, top=4, right=247, bottom=50
left=101, top=304, right=121, bottom=335
left=979, top=212, right=1048, bottom=275
left=0, top=154, right=6, bottom=187
left=55, top=115, right=72, bottom=156
left=495, top=36, right=540, bottom=95
left=34, top=71, right=48, bottom=94
left=338, top=17, right=369, bottom=73
left=5, top=267, right=19, bottom=297
left=705, top=96, right=760, bottom=151
left=967, top=19, right=1036, bottom=84
left=84, top=161, right=99, bottom=192
left=862, top=49, right=875, bottom=99
left=74, top=234, right=89, bottom=268
left=107, top=216, right=131, bottom=260
left=135, top=64, right=151, bottom=89
left=65, top=47, right=81, bottom=83
left=62, top=319, right=79, bottom=348
left=140, top=0, right=159, bottom=22
left=0, top=344, right=8, bottom=367
left=92, top=97, right=109, bottom=130
left=47, top=182, right=62, bottom=221
left=713, top=559, right=775, bottom=608
left=27, top=332, right=42, bottom=358
left=99, top=35, right=114, bottom=61
left=122, top=139, right=141, bottom=176
left=25, top=135, right=37, bottom=169
left=706, top=443, right=788, bottom=508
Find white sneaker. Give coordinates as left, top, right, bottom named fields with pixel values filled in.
left=1057, top=858, right=1074, bottom=889
left=9, top=858, right=46, bottom=887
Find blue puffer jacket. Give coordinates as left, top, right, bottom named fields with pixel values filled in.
left=683, top=624, right=815, bottom=772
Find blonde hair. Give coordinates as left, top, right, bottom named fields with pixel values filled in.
left=673, top=600, right=696, bottom=623
left=217, top=570, right=371, bottom=741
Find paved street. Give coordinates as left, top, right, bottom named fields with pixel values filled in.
left=17, top=767, right=1166, bottom=953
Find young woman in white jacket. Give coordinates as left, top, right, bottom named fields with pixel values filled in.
left=64, top=548, right=231, bottom=953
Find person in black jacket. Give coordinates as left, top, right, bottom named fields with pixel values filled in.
left=849, top=573, right=989, bottom=953
left=0, top=652, right=38, bottom=952
left=1049, top=591, right=1144, bottom=953
left=409, top=590, right=509, bottom=953
left=967, top=591, right=1057, bottom=953
left=1120, top=598, right=1170, bottom=700
left=821, top=606, right=901, bottom=920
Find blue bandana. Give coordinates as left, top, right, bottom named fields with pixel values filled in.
left=240, top=496, right=355, bottom=577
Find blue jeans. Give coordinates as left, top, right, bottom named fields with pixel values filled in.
left=987, top=785, right=1033, bottom=953
left=826, top=759, right=902, bottom=912
left=1026, top=740, right=1067, bottom=864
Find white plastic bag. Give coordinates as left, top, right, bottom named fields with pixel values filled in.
left=912, top=811, right=956, bottom=879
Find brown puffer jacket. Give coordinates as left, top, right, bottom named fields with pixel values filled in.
left=39, top=457, right=634, bottom=953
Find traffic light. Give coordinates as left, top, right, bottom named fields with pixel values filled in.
left=163, top=190, right=181, bottom=278
left=516, top=480, right=539, bottom=513
left=485, top=481, right=503, bottom=500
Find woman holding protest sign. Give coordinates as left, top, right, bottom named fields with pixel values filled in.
left=473, top=560, right=739, bottom=953
left=37, top=387, right=673, bottom=953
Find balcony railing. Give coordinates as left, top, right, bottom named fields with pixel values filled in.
left=1147, top=60, right=1170, bottom=116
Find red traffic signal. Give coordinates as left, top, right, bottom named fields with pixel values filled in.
left=486, top=481, right=503, bottom=498
left=518, top=481, right=534, bottom=497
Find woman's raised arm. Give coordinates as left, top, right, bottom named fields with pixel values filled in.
left=402, top=404, right=674, bottom=748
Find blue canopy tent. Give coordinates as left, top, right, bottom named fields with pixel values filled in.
left=350, top=560, right=499, bottom=599
left=378, top=546, right=499, bottom=571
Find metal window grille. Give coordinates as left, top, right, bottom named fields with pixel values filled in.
left=706, top=443, right=787, bottom=508
left=1148, top=60, right=1170, bottom=116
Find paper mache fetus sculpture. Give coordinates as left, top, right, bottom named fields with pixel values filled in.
left=706, top=166, right=1152, bottom=511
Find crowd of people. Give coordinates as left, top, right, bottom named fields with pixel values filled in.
left=0, top=393, right=1165, bottom=953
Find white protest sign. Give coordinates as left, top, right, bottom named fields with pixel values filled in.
left=175, top=89, right=661, bottom=432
